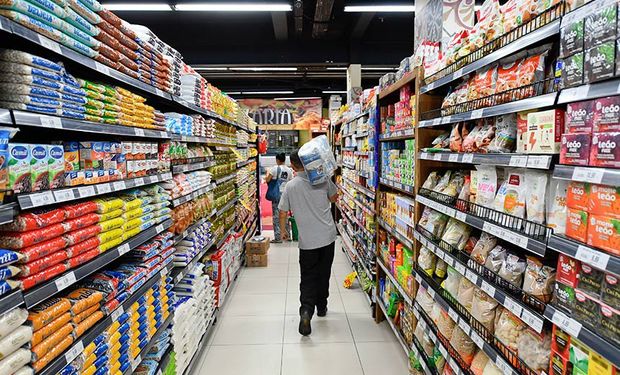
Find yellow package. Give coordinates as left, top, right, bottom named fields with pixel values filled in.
left=123, top=227, right=141, bottom=241
left=98, top=209, right=123, bottom=222
left=108, top=341, right=121, bottom=356
left=110, top=361, right=121, bottom=373
left=82, top=341, right=97, bottom=358
left=83, top=352, right=96, bottom=369
left=109, top=350, right=120, bottom=363
left=99, top=217, right=124, bottom=232
left=107, top=331, right=121, bottom=347
left=123, top=217, right=143, bottom=232
left=82, top=365, right=96, bottom=375
left=146, top=295, right=155, bottom=306
left=99, top=236, right=124, bottom=252
left=98, top=228, right=124, bottom=245
left=94, top=197, right=124, bottom=214
left=123, top=207, right=143, bottom=221
left=123, top=198, right=143, bottom=212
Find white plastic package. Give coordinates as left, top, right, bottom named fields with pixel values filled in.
left=297, top=135, right=337, bottom=185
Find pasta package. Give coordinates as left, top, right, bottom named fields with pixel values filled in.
left=0, top=308, right=28, bottom=339
left=27, top=297, right=71, bottom=330
left=67, top=288, right=103, bottom=314
left=32, top=335, right=73, bottom=371
left=31, top=312, right=71, bottom=346
left=31, top=323, right=72, bottom=361
left=74, top=311, right=103, bottom=336
left=495, top=309, right=526, bottom=354
left=0, top=325, right=32, bottom=360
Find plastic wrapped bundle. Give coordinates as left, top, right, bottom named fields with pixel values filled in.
left=297, top=135, right=337, bottom=185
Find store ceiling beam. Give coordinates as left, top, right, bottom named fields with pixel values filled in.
left=312, top=0, right=335, bottom=38
left=271, top=11, right=288, bottom=40
left=294, top=0, right=303, bottom=36
left=352, top=12, right=374, bottom=39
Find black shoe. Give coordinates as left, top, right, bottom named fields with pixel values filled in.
left=299, top=311, right=312, bottom=336
left=317, top=307, right=327, bottom=317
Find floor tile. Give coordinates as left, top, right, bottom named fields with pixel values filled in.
left=284, top=292, right=346, bottom=316
left=356, top=341, right=410, bottom=374
left=200, top=344, right=282, bottom=375
left=283, top=313, right=353, bottom=344
left=348, top=313, right=397, bottom=342
left=242, top=263, right=289, bottom=278
left=332, top=262, right=356, bottom=277
left=225, top=293, right=286, bottom=316
left=235, top=276, right=289, bottom=294
left=211, top=315, right=285, bottom=345
left=287, top=262, right=300, bottom=277
left=281, top=342, right=364, bottom=375
left=341, top=291, right=373, bottom=314
left=267, top=249, right=290, bottom=264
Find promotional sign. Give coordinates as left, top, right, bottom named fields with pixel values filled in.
left=239, top=98, right=322, bottom=130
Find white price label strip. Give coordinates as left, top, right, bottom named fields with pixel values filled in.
left=575, top=245, right=610, bottom=270
left=552, top=310, right=582, bottom=337
left=113, top=181, right=126, bottom=191
left=462, top=154, right=474, bottom=163
left=471, top=109, right=484, bottom=119
left=40, top=116, right=62, bottom=129
left=78, top=186, right=96, bottom=197
left=527, top=155, right=548, bottom=168
left=53, top=189, right=75, bottom=202
left=470, top=330, right=485, bottom=349
left=135, top=128, right=145, bottom=137
left=449, top=358, right=460, bottom=373
left=30, top=191, right=55, bottom=207
left=55, top=272, right=77, bottom=291
left=448, top=308, right=459, bottom=322
left=454, top=262, right=466, bottom=275
left=496, top=357, right=513, bottom=375
left=64, top=341, right=84, bottom=363
left=572, top=167, right=604, bottom=184
left=118, top=243, right=131, bottom=255
left=509, top=155, right=528, bottom=167
left=482, top=222, right=529, bottom=249
left=94, top=61, right=110, bottom=75
left=39, top=35, right=62, bottom=53
left=448, top=153, right=459, bottom=162
left=110, top=306, right=125, bottom=321
left=465, top=269, right=479, bottom=284
left=156, top=224, right=165, bottom=233
left=427, top=287, right=436, bottom=299
left=421, top=152, right=429, bottom=159
left=97, top=184, right=112, bottom=194
left=503, top=297, right=523, bottom=317
left=480, top=281, right=496, bottom=297
left=458, top=318, right=470, bottom=334
left=438, top=344, right=448, bottom=359
left=521, top=309, right=544, bottom=333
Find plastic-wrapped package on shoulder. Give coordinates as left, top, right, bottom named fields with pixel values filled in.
left=297, top=135, right=336, bottom=185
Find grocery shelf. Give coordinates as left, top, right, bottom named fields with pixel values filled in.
left=39, top=260, right=174, bottom=375
left=415, top=194, right=547, bottom=256
left=378, top=218, right=415, bottom=249
left=215, top=197, right=239, bottom=217
left=173, top=135, right=234, bottom=145
left=237, top=158, right=256, bottom=168
left=343, top=178, right=376, bottom=199
left=345, top=110, right=370, bottom=124
left=23, top=219, right=172, bottom=308
left=181, top=309, right=218, bottom=375
left=377, top=300, right=412, bottom=358
left=548, top=234, right=620, bottom=277
left=171, top=183, right=216, bottom=207
left=0, top=290, right=24, bottom=317
left=125, top=314, right=174, bottom=374
left=341, top=188, right=375, bottom=215
left=418, top=152, right=554, bottom=170
left=215, top=225, right=236, bottom=249
left=343, top=162, right=356, bottom=170
left=215, top=172, right=237, bottom=185
left=377, top=259, right=413, bottom=305
left=171, top=95, right=253, bottom=133
left=17, top=172, right=173, bottom=211
left=154, top=347, right=173, bottom=375
left=414, top=229, right=545, bottom=333
left=379, top=128, right=415, bottom=141
left=552, top=165, right=620, bottom=187
left=415, top=272, right=520, bottom=375
left=172, top=160, right=217, bottom=174
left=173, top=213, right=216, bottom=245
left=420, top=19, right=560, bottom=93
left=342, top=146, right=357, bottom=151
left=354, top=151, right=372, bottom=157
left=544, top=304, right=620, bottom=368
left=379, top=177, right=415, bottom=196
left=418, top=92, right=557, bottom=128
left=379, top=71, right=417, bottom=100
left=558, top=78, right=620, bottom=104
left=0, top=203, right=18, bottom=226
left=338, top=223, right=358, bottom=263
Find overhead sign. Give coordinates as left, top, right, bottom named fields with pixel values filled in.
left=239, top=98, right=322, bottom=129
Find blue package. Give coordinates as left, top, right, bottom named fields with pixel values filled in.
left=93, top=366, right=108, bottom=375
left=93, top=355, right=108, bottom=368
left=118, top=322, right=130, bottom=334
left=0, top=266, right=19, bottom=281
left=0, top=249, right=21, bottom=267
left=94, top=343, right=108, bottom=357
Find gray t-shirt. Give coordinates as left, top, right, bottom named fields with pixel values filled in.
left=269, top=165, right=293, bottom=193
left=278, top=172, right=338, bottom=250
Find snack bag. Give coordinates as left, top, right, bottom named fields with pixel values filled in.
left=343, top=272, right=356, bottom=289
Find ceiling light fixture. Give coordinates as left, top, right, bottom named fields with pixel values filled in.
left=194, top=67, right=228, bottom=71
left=226, top=92, right=242, bottom=95
left=242, top=91, right=295, bottom=95
left=322, top=90, right=347, bottom=94
left=344, top=5, right=415, bottom=12
left=231, top=67, right=298, bottom=71
left=175, top=3, right=292, bottom=11
left=326, top=67, right=347, bottom=70
left=101, top=3, right=172, bottom=10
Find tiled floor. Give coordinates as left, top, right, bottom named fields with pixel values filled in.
left=196, top=234, right=410, bottom=375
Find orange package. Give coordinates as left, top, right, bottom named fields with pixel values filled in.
left=27, top=297, right=71, bottom=331
left=32, top=335, right=74, bottom=372
left=566, top=208, right=588, bottom=243
left=468, top=65, right=498, bottom=103
left=496, top=58, right=521, bottom=102
left=73, top=304, right=100, bottom=324
left=589, top=185, right=620, bottom=218
left=587, top=215, right=620, bottom=256
left=567, top=182, right=590, bottom=211
left=67, top=288, right=104, bottom=315
left=31, top=323, right=74, bottom=361
left=515, top=54, right=546, bottom=99
left=74, top=311, right=104, bottom=337
left=31, top=312, right=72, bottom=346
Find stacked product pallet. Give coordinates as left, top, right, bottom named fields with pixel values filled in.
left=0, top=2, right=260, bottom=374
left=363, top=1, right=620, bottom=375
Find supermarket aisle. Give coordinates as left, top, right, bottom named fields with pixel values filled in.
left=196, top=235, right=409, bottom=375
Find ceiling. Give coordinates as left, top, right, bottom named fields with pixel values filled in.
left=107, top=0, right=415, bottom=97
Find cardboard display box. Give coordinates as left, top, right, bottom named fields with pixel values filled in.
left=246, top=254, right=268, bottom=267
left=246, top=236, right=269, bottom=255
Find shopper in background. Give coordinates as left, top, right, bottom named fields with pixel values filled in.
left=265, top=152, right=293, bottom=243
left=278, top=149, right=338, bottom=336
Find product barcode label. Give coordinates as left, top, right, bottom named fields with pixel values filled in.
left=448, top=308, right=459, bottom=322
left=503, top=297, right=523, bottom=317
left=96, top=184, right=112, bottom=194
left=421, top=152, right=429, bottom=159
left=454, top=262, right=466, bottom=275
left=64, top=341, right=84, bottom=363
left=572, top=167, right=604, bottom=184
left=509, top=155, right=528, bottom=167
left=30, top=191, right=55, bottom=207
left=77, top=186, right=96, bottom=197
left=526, top=155, right=549, bottom=168
left=448, top=154, right=459, bottom=162
left=470, top=330, right=485, bottom=348
left=552, top=310, right=582, bottom=337
left=471, top=109, right=484, bottom=119
left=134, top=128, right=145, bottom=137
left=444, top=255, right=455, bottom=267
left=118, top=243, right=131, bottom=255
left=433, top=153, right=442, bottom=161
left=113, top=181, right=126, bottom=191
left=496, top=357, right=513, bottom=375
left=575, top=245, right=610, bottom=270
left=455, top=211, right=467, bottom=222
left=461, top=154, right=474, bottom=163
left=458, top=318, right=470, bottom=334
left=156, top=224, right=165, bottom=233
left=438, top=344, right=448, bottom=358
left=40, top=116, right=62, bottom=129
left=55, top=272, right=77, bottom=291
left=135, top=177, right=145, bottom=185
left=53, top=189, right=75, bottom=202
left=465, top=269, right=479, bottom=284
left=480, top=281, right=496, bottom=297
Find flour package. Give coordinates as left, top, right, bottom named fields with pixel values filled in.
left=298, top=135, right=337, bottom=185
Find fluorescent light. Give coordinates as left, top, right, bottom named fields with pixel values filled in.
left=103, top=3, right=172, bottom=10
left=344, top=5, right=415, bottom=12
left=194, top=67, right=228, bottom=71
left=323, top=90, right=347, bottom=94
left=326, top=67, right=347, bottom=70
left=231, top=67, right=298, bottom=71
left=175, top=3, right=292, bottom=11
left=363, top=66, right=397, bottom=70
left=242, top=91, right=295, bottom=95
left=275, top=97, right=321, bottom=100
left=226, top=92, right=242, bottom=95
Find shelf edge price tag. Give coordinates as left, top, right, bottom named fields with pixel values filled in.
left=454, top=262, right=466, bottom=275
left=156, top=224, right=165, bottom=233
left=39, top=35, right=62, bottom=53
left=449, top=358, right=459, bottom=373
left=572, top=167, right=604, bottom=184
left=113, top=181, right=126, bottom=191
left=40, top=116, right=62, bottom=129
left=465, top=269, right=479, bottom=284
left=118, top=243, right=131, bottom=255
left=421, top=152, right=429, bottom=159
left=575, top=245, right=610, bottom=270
left=470, top=330, right=485, bottom=349
left=521, top=309, right=544, bottom=333
left=503, top=297, right=523, bottom=317
left=448, top=153, right=459, bottom=162
left=65, top=341, right=84, bottom=363
left=462, top=154, right=474, bottom=163
left=94, top=61, right=110, bottom=75
left=448, top=308, right=459, bottom=322
left=527, top=155, right=548, bottom=168
left=55, top=272, right=77, bottom=291
left=509, top=155, right=528, bottom=167
left=134, top=128, right=145, bottom=137
left=552, top=310, right=582, bottom=337
left=30, top=191, right=55, bottom=207
left=480, top=280, right=496, bottom=297
left=53, top=189, right=75, bottom=202
left=471, top=109, right=484, bottom=119
left=496, top=357, right=513, bottom=375
left=455, top=211, right=467, bottom=222
left=458, top=318, right=470, bottom=334
left=97, top=184, right=112, bottom=194
left=78, top=185, right=96, bottom=197
left=110, top=306, right=125, bottom=321
left=438, top=344, right=448, bottom=359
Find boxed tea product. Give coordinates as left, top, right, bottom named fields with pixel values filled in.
left=63, top=141, right=79, bottom=171
left=566, top=100, right=594, bottom=133
left=587, top=214, right=620, bottom=255
left=563, top=52, right=584, bottom=88
left=561, top=133, right=591, bottom=165
left=600, top=302, right=619, bottom=344
left=574, top=288, right=600, bottom=327
left=584, top=3, right=617, bottom=46
left=30, top=144, right=48, bottom=192
left=593, top=96, right=620, bottom=132
left=589, top=184, right=620, bottom=217
left=557, top=254, right=580, bottom=288
left=590, top=132, right=620, bottom=167
left=79, top=142, right=105, bottom=170
left=47, top=145, right=65, bottom=189
left=602, top=273, right=620, bottom=306
left=8, top=143, right=31, bottom=194
left=579, top=263, right=604, bottom=296
left=567, top=207, right=589, bottom=243
left=567, top=181, right=590, bottom=211
left=560, top=20, right=584, bottom=58
left=527, top=109, right=565, bottom=154
left=585, top=42, right=616, bottom=83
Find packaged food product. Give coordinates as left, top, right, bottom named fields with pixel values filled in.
left=67, top=288, right=103, bottom=314
left=586, top=214, right=620, bottom=255
left=442, top=266, right=461, bottom=298
left=498, top=253, right=527, bottom=287
left=593, top=96, right=620, bottom=133
left=524, top=170, right=548, bottom=225
left=588, top=184, right=620, bottom=218
left=516, top=112, right=531, bottom=153
left=602, top=273, right=620, bottom=306
left=0, top=325, right=31, bottom=360
left=8, top=143, right=31, bottom=194
left=451, top=325, right=476, bottom=364
left=563, top=53, right=584, bottom=88
left=18, top=262, right=67, bottom=289
left=517, top=329, right=552, bottom=372
left=30, top=311, right=71, bottom=346
left=523, top=256, right=556, bottom=303
left=0, top=349, right=31, bottom=374
left=494, top=170, right=526, bottom=218
left=47, top=144, right=65, bottom=189
left=590, top=132, right=620, bottom=168
left=29, top=145, right=48, bottom=192
left=560, top=133, right=591, bottom=166
left=526, top=109, right=565, bottom=154
left=27, top=297, right=71, bottom=330
left=457, top=277, right=476, bottom=312
left=471, top=287, right=499, bottom=332
left=495, top=308, right=526, bottom=354
left=18, top=250, right=67, bottom=276
left=488, top=114, right=517, bottom=153
left=470, top=232, right=498, bottom=265
left=585, top=42, right=616, bottom=84
left=566, top=208, right=588, bottom=243
left=0, top=308, right=27, bottom=340
left=471, top=351, right=490, bottom=375
left=18, top=236, right=67, bottom=263
left=600, top=302, right=619, bottom=344
left=449, top=123, right=464, bottom=152
left=31, top=335, right=73, bottom=371
left=556, top=254, right=580, bottom=288
left=475, top=166, right=497, bottom=208
left=560, top=21, right=584, bottom=58
left=74, top=310, right=103, bottom=336
left=31, top=322, right=72, bottom=361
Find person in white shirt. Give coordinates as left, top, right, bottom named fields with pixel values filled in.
left=265, top=152, right=293, bottom=243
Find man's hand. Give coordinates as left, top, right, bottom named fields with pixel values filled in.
left=281, top=230, right=290, bottom=241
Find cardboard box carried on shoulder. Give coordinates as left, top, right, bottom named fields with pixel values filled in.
left=246, top=236, right=269, bottom=255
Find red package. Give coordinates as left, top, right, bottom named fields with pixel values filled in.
left=116, top=63, right=139, bottom=79
left=95, top=43, right=119, bottom=62
left=102, top=298, right=119, bottom=315
left=118, top=55, right=139, bottom=72
left=18, top=237, right=68, bottom=263
left=0, top=208, right=65, bottom=232
left=556, top=254, right=580, bottom=288
left=63, top=225, right=103, bottom=246
left=18, top=251, right=67, bottom=277
left=64, top=202, right=98, bottom=219
left=98, top=9, right=122, bottom=26
left=566, top=101, right=594, bottom=133
left=66, top=237, right=101, bottom=258
left=95, top=29, right=120, bottom=52
left=93, top=52, right=116, bottom=69
left=65, top=248, right=100, bottom=269
left=593, top=96, right=620, bottom=132
left=560, top=133, right=591, bottom=166
left=0, top=223, right=66, bottom=249
left=590, top=132, right=620, bottom=168
left=18, top=263, right=67, bottom=290
left=114, top=42, right=138, bottom=61
left=63, top=213, right=100, bottom=232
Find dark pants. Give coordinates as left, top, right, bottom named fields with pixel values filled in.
left=299, top=242, right=335, bottom=317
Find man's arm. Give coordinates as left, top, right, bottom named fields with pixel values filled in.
left=265, top=169, right=273, bottom=183
left=279, top=210, right=289, bottom=240
left=327, top=179, right=339, bottom=202
left=278, top=188, right=290, bottom=240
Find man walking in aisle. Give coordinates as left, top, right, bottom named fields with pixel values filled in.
left=265, top=152, right=293, bottom=243
left=278, top=149, right=338, bottom=336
